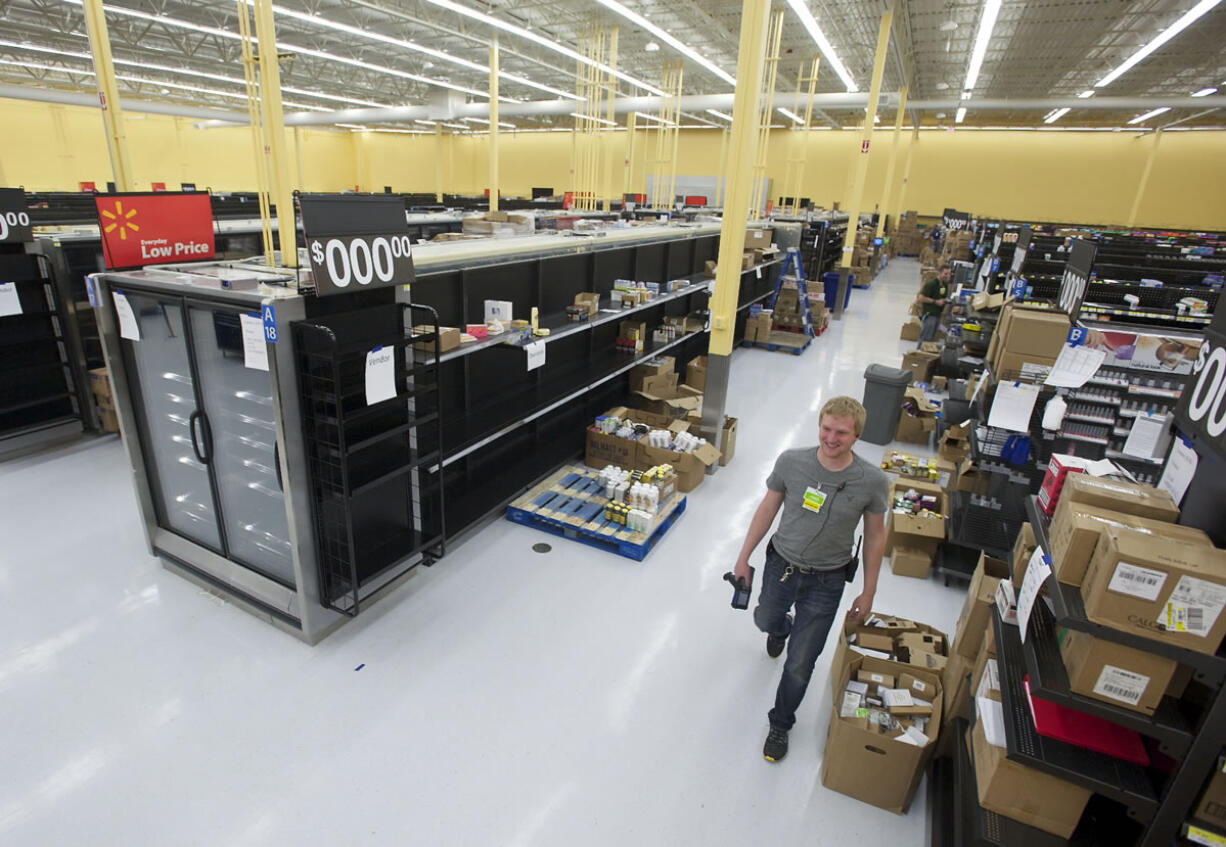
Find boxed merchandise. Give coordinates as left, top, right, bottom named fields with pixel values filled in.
left=703, top=260, right=718, bottom=278
left=628, top=357, right=676, bottom=393
left=885, top=478, right=947, bottom=555
left=971, top=291, right=1006, bottom=311
left=899, top=317, right=922, bottom=341
left=632, top=382, right=703, bottom=420
left=1081, top=526, right=1226, bottom=654
left=412, top=325, right=462, bottom=353
left=741, top=253, right=755, bottom=270
left=574, top=292, right=601, bottom=317
left=1195, top=758, right=1226, bottom=829
left=89, top=367, right=115, bottom=411
left=719, top=416, right=737, bottom=467
left=1053, top=474, right=1180, bottom=524
left=1049, top=502, right=1211, bottom=586
left=894, top=410, right=935, bottom=446
left=483, top=299, right=514, bottom=324
left=952, top=553, right=1011, bottom=660
left=99, top=407, right=120, bottom=433
left=941, top=654, right=973, bottom=724
left=638, top=438, right=721, bottom=493
left=881, top=451, right=958, bottom=488
left=821, top=651, right=943, bottom=814
left=1011, top=522, right=1038, bottom=591
left=1058, top=626, right=1178, bottom=715
left=584, top=406, right=688, bottom=469
left=744, top=227, right=772, bottom=250
left=685, top=356, right=707, bottom=392
left=891, top=547, right=934, bottom=579
left=969, top=720, right=1092, bottom=837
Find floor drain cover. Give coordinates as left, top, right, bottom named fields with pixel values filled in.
left=532, top=543, right=552, bottom=554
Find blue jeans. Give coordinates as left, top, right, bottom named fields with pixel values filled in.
left=753, top=541, right=846, bottom=731
left=918, top=314, right=941, bottom=344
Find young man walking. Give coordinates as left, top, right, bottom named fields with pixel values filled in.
left=732, top=396, right=889, bottom=762
left=916, top=264, right=952, bottom=344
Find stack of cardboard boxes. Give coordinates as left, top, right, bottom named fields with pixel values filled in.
left=884, top=474, right=948, bottom=579
left=89, top=367, right=119, bottom=434
left=771, top=283, right=806, bottom=333
left=849, top=225, right=881, bottom=286
left=742, top=306, right=774, bottom=344
left=942, top=230, right=974, bottom=262
left=894, top=384, right=940, bottom=446
left=625, top=355, right=703, bottom=420
left=984, top=302, right=1070, bottom=380
left=823, top=614, right=948, bottom=813
left=461, top=210, right=535, bottom=236
left=743, top=226, right=776, bottom=269
left=891, top=211, right=926, bottom=256
left=584, top=404, right=720, bottom=492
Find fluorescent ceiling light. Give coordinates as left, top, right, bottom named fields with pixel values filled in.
left=439, top=122, right=468, bottom=129
left=1095, top=0, right=1223, bottom=89
left=1127, top=107, right=1171, bottom=124
left=955, top=106, right=967, bottom=123
left=1078, top=90, right=1095, bottom=98
left=1043, top=107, right=1071, bottom=124
left=570, top=112, right=618, bottom=126
left=777, top=106, right=804, bottom=125
left=783, top=0, right=857, bottom=92
left=1192, top=87, right=1218, bottom=96
left=634, top=111, right=675, bottom=126
left=705, top=109, right=732, bottom=121
left=464, top=116, right=515, bottom=129
left=419, top=0, right=666, bottom=96
left=963, top=0, right=1003, bottom=92
left=269, top=4, right=580, bottom=101
left=591, top=0, right=736, bottom=87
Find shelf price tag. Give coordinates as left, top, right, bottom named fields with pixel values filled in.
left=1017, top=548, right=1052, bottom=643
left=0, top=188, right=33, bottom=244
left=112, top=290, right=140, bottom=340
left=365, top=346, right=396, bottom=405
left=240, top=313, right=269, bottom=372
left=0, top=281, right=21, bottom=317
left=525, top=340, right=546, bottom=372
left=300, top=194, right=415, bottom=297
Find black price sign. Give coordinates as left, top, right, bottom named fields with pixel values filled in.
left=1057, top=238, right=1096, bottom=320
left=1010, top=226, right=1032, bottom=275
left=1175, top=308, right=1226, bottom=462
left=942, top=208, right=970, bottom=230
left=0, top=188, right=33, bottom=243
left=299, top=193, right=414, bottom=296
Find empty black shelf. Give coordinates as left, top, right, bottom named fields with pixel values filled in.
left=1022, top=600, right=1195, bottom=755
left=991, top=607, right=1160, bottom=818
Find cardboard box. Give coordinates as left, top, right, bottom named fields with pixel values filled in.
left=99, top=407, right=120, bottom=434
left=952, top=554, right=1011, bottom=660
left=1011, top=522, right=1037, bottom=590
left=413, top=325, right=461, bottom=353
left=894, top=411, right=935, bottom=446
left=741, top=252, right=755, bottom=271
left=744, top=227, right=772, bottom=250
left=638, top=439, right=721, bottom=493
left=899, top=317, right=922, bottom=341
left=632, top=383, right=703, bottom=420
left=856, top=631, right=897, bottom=653
left=857, top=668, right=897, bottom=689
left=1050, top=503, right=1211, bottom=586
left=574, top=292, right=601, bottom=317
left=703, top=260, right=717, bottom=278
left=1058, top=626, right=1178, bottom=715
left=1055, top=474, right=1180, bottom=524
left=997, top=307, right=1070, bottom=360
left=483, top=299, right=514, bottom=324
left=971, top=291, right=1005, bottom=311
left=619, top=319, right=648, bottom=341
left=969, top=721, right=1091, bottom=838
left=583, top=406, right=688, bottom=471
left=1037, top=453, right=1094, bottom=515
left=882, top=451, right=958, bottom=489
left=891, top=546, right=934, bottom=579
left=628, top=357, right=676, bottom=393
left=885, top=478, right=947, bottom=554
left=719, top=416, right=737, bottom=467
left=899, top=672, right=937, bottom=701
left=901, top=349, right=939, bottom=383
left=992, top=351, right=1057, bottom=381
left=940, top=654, right=972, bottom=724
left=685, top=356, right=707, bottom=392
left=1195, top=758, right=1226, bottom=829
left=1081, top=526, right=1226, bottom=655
left=821, top=652, right=942, bottom=814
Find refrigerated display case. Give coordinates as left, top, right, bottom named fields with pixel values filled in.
left=91, top=262, right=444, bottom=642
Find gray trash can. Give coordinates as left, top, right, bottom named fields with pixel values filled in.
left=861, top=365, right=912, bottom=445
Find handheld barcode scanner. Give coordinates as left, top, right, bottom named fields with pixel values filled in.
left=723, top=567, right=755, bottom=610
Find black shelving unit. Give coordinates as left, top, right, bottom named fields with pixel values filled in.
left=294, top=302, right=445, bottom=616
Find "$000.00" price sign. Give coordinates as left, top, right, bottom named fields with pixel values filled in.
left=308, top=233, right=415, bottom=294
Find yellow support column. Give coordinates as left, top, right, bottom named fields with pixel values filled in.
left=602, top=28, right=619, bottom=212
left=489, top=38, right=500, bottom=213
left=876, top=86, right=907, bottom=239
left=891, top=127, right=918, bottom=228
left=699, top=0, right=771, bottom=457
left=434, top=124, right=444, bottom=203
left=253, top=0, right=297, bottom=266
left=622, top=111, right=638, bottom=202
left=1127, top=129, right=1162, bottom=227
left=82, top=0, right=133, bottom=190
left=836, top=5, right=893, bottom=281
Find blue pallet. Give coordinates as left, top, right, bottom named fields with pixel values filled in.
left=507, top=496, right=687, bottom=561
left=744, top=338, right=812, bottom=356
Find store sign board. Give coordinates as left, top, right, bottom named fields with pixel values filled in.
left=93, top=192, right=215, bottom=269
left=1174, top=307, right=1226, bottom=462
left=1011, top=227, right=1032, bottom=275
left=299, top=193, right=415, bottom=297
left=0, top=188, right=33, bottom=244
left=1057, top=238, right=1097, bottom=321
left=943, top=208, right=970, bottom=230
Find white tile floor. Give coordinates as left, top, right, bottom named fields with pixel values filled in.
left=0, top=257, right=967, bottom=846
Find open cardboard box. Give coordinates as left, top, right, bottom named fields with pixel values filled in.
left=951, top=553, right=1010, bottom=660
left=885, top=478, right=947, bottom=555
left=632, top=383, right=703, bottom=420
left=583, top=406, right=688, bottom=470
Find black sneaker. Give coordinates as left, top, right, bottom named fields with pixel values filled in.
left=763, top=727, right=789, bottom=762
left=766, top=613, right=793, bottom=658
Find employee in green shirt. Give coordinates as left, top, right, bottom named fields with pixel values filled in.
left=916, top=264, right=952, bottom=344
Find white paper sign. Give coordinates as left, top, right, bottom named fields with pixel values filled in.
left=1017, top=550, right=1052, bottom=643
left=1093, top=665, right=1149, bottom=707
left=364, top=346, right=396, bottom=406
left=1123, top=412, right=1169, bottom=459
left=1158, top=437, right=1199, bottom=506
left=239, top=313, right=269, bottom=372
left=755, top=266, right=762, bottom=279
left=977, top=658, right=1001, bottom=701
left=1108, top=562, right=1168, bottom=601
left=970, top=367, right=990, bottom=407
left=1163, top=576, right=1226, bottom=636
left=112, top=291, right=140, bottom=340
left=899, top=726, right=930, bottom=747
left=0, top=282, right=22, bottom=316
left=987, top=381, right=1039, bottom=432
left=882, top=689, right=915, bottom=708
left=525, top=340, right=546, bottom=371
left=978, top=696, right=1007, bottom=748
left=1044, top=344, right=1108, bottom=388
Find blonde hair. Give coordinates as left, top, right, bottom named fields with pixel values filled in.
left=820, top=395, right=867, bottom=436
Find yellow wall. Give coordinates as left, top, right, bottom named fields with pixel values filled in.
left=2, top=94, right=1224, bottom=231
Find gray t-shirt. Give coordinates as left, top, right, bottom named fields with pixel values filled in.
left=766, top=448, right=890, bottom=570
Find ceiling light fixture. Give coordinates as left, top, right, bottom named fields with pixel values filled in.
left=634, top=111, right=675, bottom=126
left=419, top=0, right=666, bottom=96
left=1043, top=107, right=1071, bottom=124
left=1095, top=0, right=1223, bottom=89
left=705, top=109, right=732, bottom=121
left=955, top=106, right=967, bottom=123
left=935, top=82, right=950, bottom=90
left=464, top=116, right=515, bottom=128
left=777, top=106, right=804, bottom=125
left=1078, top=90, right=1095, bottom=98
left=1192, top=87, right=1218, bottom=96
left=644, top=41, right=660, bottom=52
left=1128, top=107, right=1171, bottom=124
left=591, top=0, right=735, bottom=86
left=940, top=21, right=958, bottom=32
left=570, top=112, right=618, bottom=126
left=963, top=0, right=1002, bottom=93
left=439, top=122, right=468, bottom=129
left=783, top=0, right=857, bottom=92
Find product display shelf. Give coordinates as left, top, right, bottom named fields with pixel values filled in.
left=1020, top=599, right=1195, bottom=755
left=1024, top=496, right=1226, bottom=681
left=990, top=608, right=1161, bottom=818
left=1183, top=818, right=1226, bottom=845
